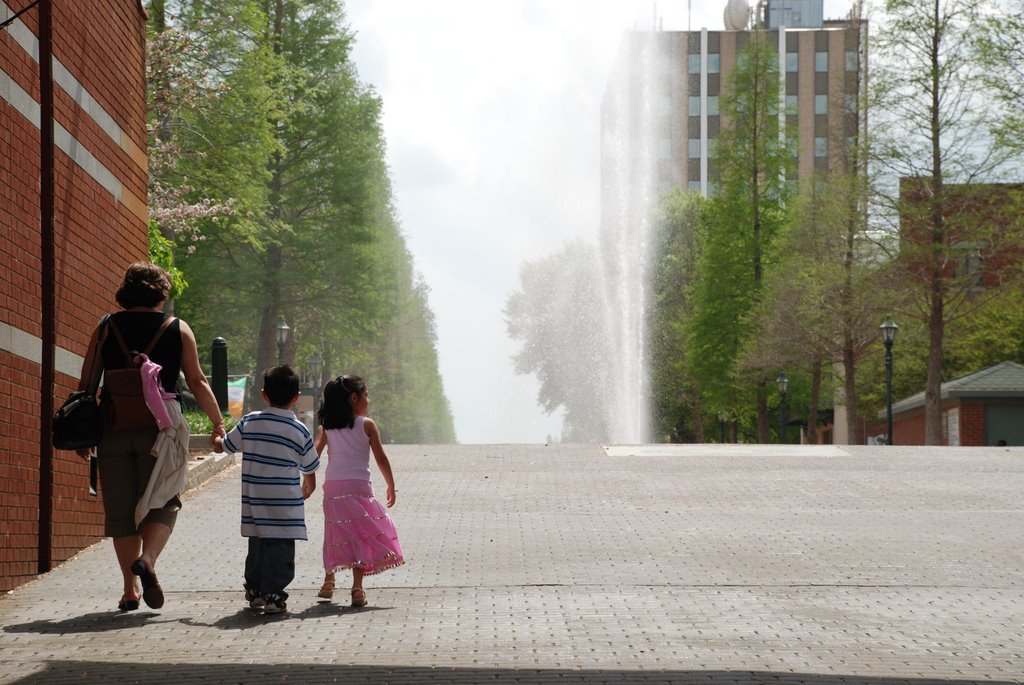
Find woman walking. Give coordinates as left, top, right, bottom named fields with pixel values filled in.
left=74, top=262, right=224, bottom=611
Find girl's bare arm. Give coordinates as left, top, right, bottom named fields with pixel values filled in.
left=364, top=418, right=396, bottom=507
left=315, top=425, right=327, bottom=457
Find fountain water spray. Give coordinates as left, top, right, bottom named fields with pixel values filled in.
left=597, top=30, right=665, bottom=444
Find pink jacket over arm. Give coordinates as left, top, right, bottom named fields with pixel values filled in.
left=134, top=353, right=176, bottom=430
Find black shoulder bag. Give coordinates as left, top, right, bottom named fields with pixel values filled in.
left=53, top=315, right=111, bottom=494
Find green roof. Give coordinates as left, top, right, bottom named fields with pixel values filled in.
left=886, top=361, right=1024, bottom=416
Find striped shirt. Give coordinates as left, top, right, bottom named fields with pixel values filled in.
left=224, top=407, right=319, bottom=540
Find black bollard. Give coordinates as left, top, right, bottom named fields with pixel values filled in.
left=212, top=337, right=228, bottom=414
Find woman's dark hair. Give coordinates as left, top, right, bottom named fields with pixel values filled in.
left=263, top=365, right=301, bottom=407
left=317, top=375, right=366, bottom=430
left=115, top=262, right=171, bottom=309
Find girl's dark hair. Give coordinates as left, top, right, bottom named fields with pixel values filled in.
left=115, top=262, right=171, bottom=309
left=317, top=375, right=366, bottom=430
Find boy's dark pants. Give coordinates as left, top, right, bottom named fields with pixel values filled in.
left=244, top=537, right=295, bottom=600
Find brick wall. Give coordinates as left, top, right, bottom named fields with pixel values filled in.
left=958, top=401, right=986, bottom=447
left=899, top=178, right=1024, bottom=290
left=891, top=407, right=926, bottom=446
left=0, top=0, right=148, bottom=592
left=880, top=399, right=991, bottom=447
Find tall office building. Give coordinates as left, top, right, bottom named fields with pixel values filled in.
left=601, top=0, right=865, bottom=202
left=597, top=1, right=866, bottom=444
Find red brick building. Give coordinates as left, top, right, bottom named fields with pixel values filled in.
left=1, top=1, right=149, bottom=592
left=898, top=177, right=1024, bottom=291
left=874, top=362, right=1024, bottom=446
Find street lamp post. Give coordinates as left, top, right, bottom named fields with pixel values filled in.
left=308, top=350, right=323, bottom=422
left=276, top=317, right=290, bottom=365
left=879, top=317, right=899, bottom=445
left=776, top=372, right=789, bottom=444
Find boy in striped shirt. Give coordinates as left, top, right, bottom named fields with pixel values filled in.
left=214, top=365, right=319, bottom=614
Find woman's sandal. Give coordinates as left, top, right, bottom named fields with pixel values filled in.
left=130, top=558, right=165, bottom=609
left=317, top=579, right=335, bottom=599
left=351, top=588, right=367, bottom=608
left=117, top=597, right=140, bottom=612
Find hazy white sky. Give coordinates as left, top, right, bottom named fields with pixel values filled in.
left=344, top=0, right=855, bottom=443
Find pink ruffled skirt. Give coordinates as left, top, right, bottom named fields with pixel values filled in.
left=322, top=479, right=404, bottom=575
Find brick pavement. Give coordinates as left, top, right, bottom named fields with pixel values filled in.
left=1, top=443, right=1022, bottom=684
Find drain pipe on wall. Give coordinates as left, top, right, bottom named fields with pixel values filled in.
left=37, top=0, right=55, bottom=575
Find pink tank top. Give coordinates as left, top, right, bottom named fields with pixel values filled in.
left=324, top=416, right=372, bottom=482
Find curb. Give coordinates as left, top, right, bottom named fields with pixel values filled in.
left=188, top=433, right=215, bottom=453
left=185, top=451, right=235, bottom=491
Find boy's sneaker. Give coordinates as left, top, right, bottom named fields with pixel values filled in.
left=244, top=589, right=265, bottom=609
left=262, top=595, right=287, bottom=614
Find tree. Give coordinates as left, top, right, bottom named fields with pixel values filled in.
left=742, top=174, right=883, bottom=444
left=174, top=0, right=381, bottom=396
left=945, top=286, right=1024, bottom=374
left=149, top=1, right=455, bottom=441
left=976, top=0, right=1024, bottom=153
left=649, top=190, right=706, bottom=442
left=870, top=0, right=1018, bottom=444
left=146, top=0, right=250, bottom=302
left=686, top=29, right=794, bottom=442
left=505, top=241, right=607, bottom=442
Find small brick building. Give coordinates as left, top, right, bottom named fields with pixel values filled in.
left=1, top=1, right=149, bottom=592
left=876, top=362, right=1024, bottom=446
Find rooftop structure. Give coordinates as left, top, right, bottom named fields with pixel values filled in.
left=602, top=0, right=865, bottom=201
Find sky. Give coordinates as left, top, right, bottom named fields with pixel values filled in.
left=344, top=0, right=855, bottom=444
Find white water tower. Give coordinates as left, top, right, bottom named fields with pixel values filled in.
left=723, top=0, right=751, bottom=30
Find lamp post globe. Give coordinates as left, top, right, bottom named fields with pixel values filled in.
left=276, top=317, right=290, bottom=365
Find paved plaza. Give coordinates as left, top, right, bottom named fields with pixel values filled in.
left=1, top=443, right=1023, bottom=684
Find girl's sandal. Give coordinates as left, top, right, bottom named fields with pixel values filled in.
left=317, top=579, right=335, bottom=599
left=351, top=588, right=367, bottom=607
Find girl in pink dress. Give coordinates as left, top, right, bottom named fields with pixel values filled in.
left=314, top=375, right=403, bottom=607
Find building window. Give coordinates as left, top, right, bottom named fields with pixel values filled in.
left=688, top=138, right=702, bottom=159
left=815, top=94, right=827, bottom=115
left=708, top=53, right=720, bottom=73
left=688, top=180, right=702, bottom=192
left=845, top=94, right=858, bottom=113
left=708, top=96, right=720, bottom=116
left=815, top=51, right=828, bottom=72
left=954, top=245, right=984, bottom=289
left=786, top=94, right=798, bottom=114
left=786, top=52, right=798, bottom=72
left=846, top=50, right=859, bottom=71
left=688, top=53, right=701, bottom=74
left=689, top=96, right=701, bottom=115
left=814, top=136, right=827, bottom=157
